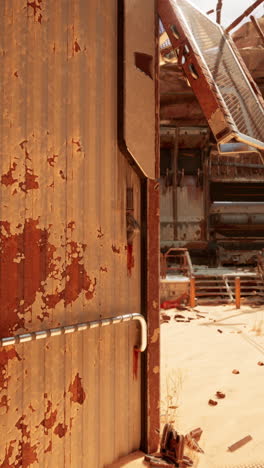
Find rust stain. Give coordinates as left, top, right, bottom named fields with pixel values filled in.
left=40, top=400, right=57, bottom=434
left=0, top=349, right=21, bottom=409
left=68, top=373, right=86, bottom=405
left=0, top=218, right=96, bottom=334
left=126, top=244, right=135, bottom=275
left=19, top=140, right=28, bottom=150
left=1, top=163, right=18, bottom=186
left=14, top=71, right=19, bottom=78
left=19, top=167, right=39, bottom=193
left=72, top=139, right=82, bottom=152
left=112, top=244, right=120, bottom=254
left=100, top=266, right=107, bottom=272
left=0, top=395, right=8, bottom=410
left=0, top=440, right=16, bottom=468
left=44, top=240, right=96, bottom=307
left=133, top=348, right=140, bottom=380
left=27, top=0, right=42, bottom=24
left=15, top=416, right=38, bottom=467
left=44, top=441, right=52, bottom=454
left=67, top=221, right=75, bottom=231
left=47, top=154, right=58, bottom=167
left=74, top=41, right=81, bottom=53
left=97, top=227, right=104, bottom=238
left=0, top=219, right=55, bottom=337
left=59, top=170, right=66, bottom=180
left=54, top=423, right=68, bottom=438
left=199, top=220, right=206, bottom=240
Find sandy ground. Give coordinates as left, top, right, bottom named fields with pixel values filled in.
left=161, top=303, right=264, bottom=467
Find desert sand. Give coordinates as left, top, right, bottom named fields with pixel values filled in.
left=109, top=303, right=264, bottom=468
left=161, top=303, right=264, bottom=467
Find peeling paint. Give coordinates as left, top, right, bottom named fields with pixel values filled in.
left=54, top=423, right=68, bottom=438
left=19, top=167, right=39, bottom=193
left=1, top=163, right=18, bottom=186
left=44, top=441, right=52, bottom=454
left=68, top=373, right=86, bottom=405
left=40, top=400, right=57, bottom=434
left=0, top=219, right=96, bottom=335
left=0, top=349, right=21, bottom=402
left=153, top=366, right=159, bottom=374
left=15, top=415, right=39, bottom=467
left=150, top=328, right=160, bottom=344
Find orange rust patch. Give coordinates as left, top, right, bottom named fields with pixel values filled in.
left=0, top=219, right=96, bottom=333
left=0, top=348, right=21, bottom=395
left=69, top=373, right=86, bottom=405
left=0, top=439, right=16, bottom=468
left=1, top=163, right=18, bottom=186
left=54, top=423, right=68, bottom=438
left=44, top=441, right=52, bottom=454
left=40, top=400, right=57, bottom=434
left=0, top=219, right=55, bottom=336
left=19, top=167, right=39, bottom=193
left=15, top=416, right=38, bottom=467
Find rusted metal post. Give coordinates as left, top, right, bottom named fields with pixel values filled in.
left=172, top=129, right=179, bottom=240
left=189, top=276, right=196, bottom=308
left=226, top=0, right=264, bottom=33
left=216, top=0, right=223, bottom=24
left=250, top=15, right=264, bottom=45
left=235, top=277, right=241, bottom=309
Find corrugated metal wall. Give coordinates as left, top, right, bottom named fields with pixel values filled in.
left=0, top=1, right=143, bottom=466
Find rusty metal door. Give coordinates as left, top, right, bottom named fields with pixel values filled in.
left=0, top=0, right=159, bottom=466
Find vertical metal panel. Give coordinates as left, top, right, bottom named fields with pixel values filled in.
left=0, top=0, right=146, bottom=466
left=123, top=0, right=157, bottom=178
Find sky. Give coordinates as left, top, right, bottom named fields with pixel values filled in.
left=190, top=0, right=264, bottom=28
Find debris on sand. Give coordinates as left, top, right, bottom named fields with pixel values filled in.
left=228, top=435, right=252, bottom=452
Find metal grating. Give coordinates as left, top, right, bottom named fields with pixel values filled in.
left=159, top=0, right=264, bottom=151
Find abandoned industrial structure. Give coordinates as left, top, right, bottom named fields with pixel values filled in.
left=0, top=0, right=264, bottom=467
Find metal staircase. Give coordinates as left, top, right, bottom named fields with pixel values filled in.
left=194, top=274, right=264, bottom=304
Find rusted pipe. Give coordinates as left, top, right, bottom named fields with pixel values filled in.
left=189, top=277, right=196, bottom=308
left=235, top=277, right=241, bottom=309
left=216, top=0, right=223, bottom=24
left=0, top=313, right=148, bottom=352
left=226, top=0, right=264, bottom=33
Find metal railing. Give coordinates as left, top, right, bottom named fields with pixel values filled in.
left=0, top=313, right=147, bottom=352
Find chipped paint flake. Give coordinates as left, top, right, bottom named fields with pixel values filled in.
left=54, top=423, right=68, bottom=438
left=151, top=328, right=160, bottom=344
left=1, top=163, right=18, bottom=186
left=68, top=373, right=86, bottom=405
